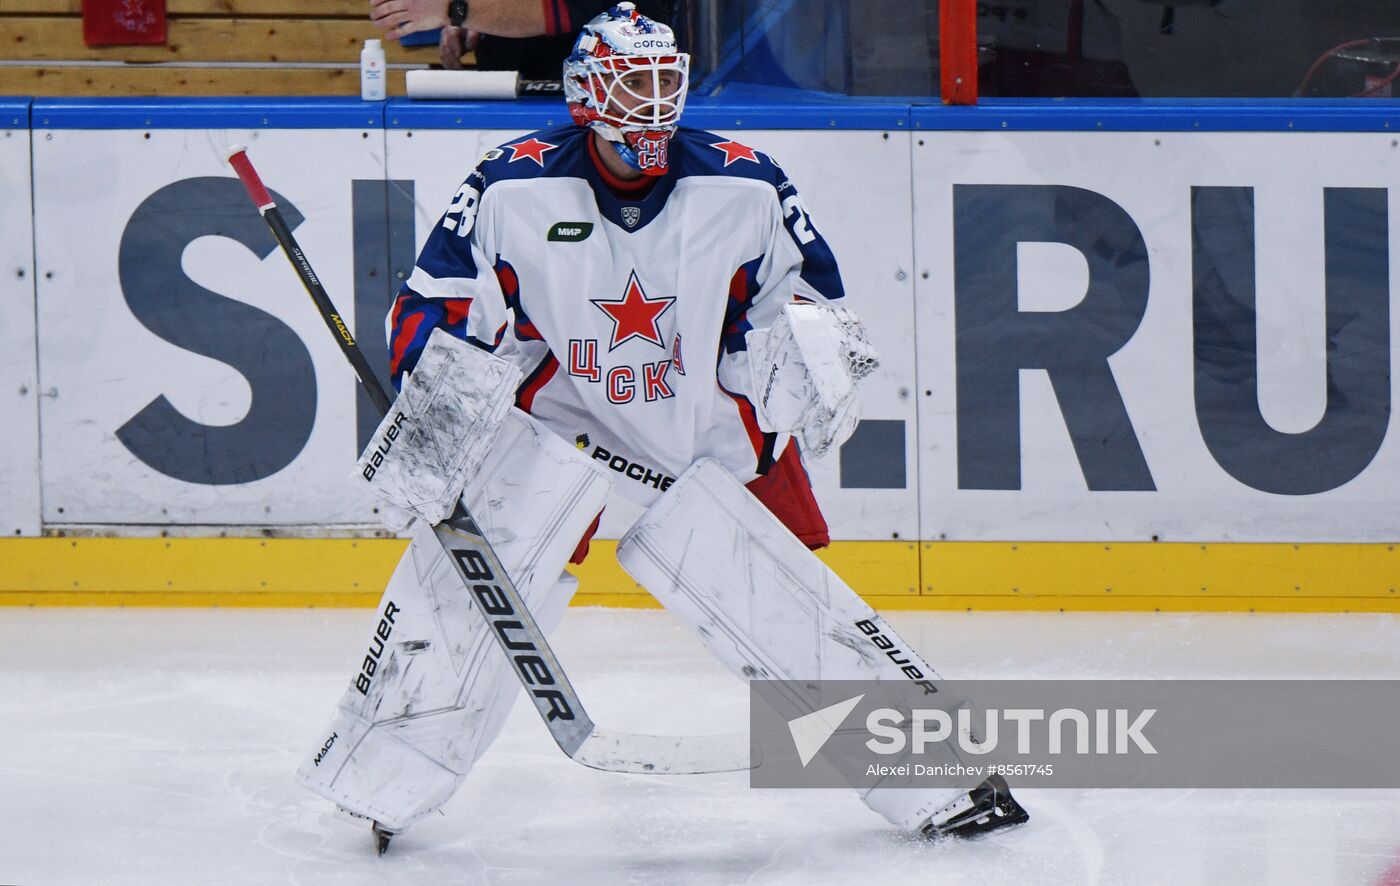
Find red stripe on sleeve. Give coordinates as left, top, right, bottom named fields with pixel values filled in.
left=495, top=262, right=519, bottom=296
left=516, top=354, right=559, bottom=413
left=541, top=0, right=558, bottom=35
left=389, top=292, right=411, bottom=327
left=728, top=266, right=750, bottom=303
left=390, top=312, right=426, bottom=375
left=718, top=380, right=766, bottom=463
left=442, top=297, right=473, bottom=327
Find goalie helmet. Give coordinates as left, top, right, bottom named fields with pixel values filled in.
left=564, top=2, right=689, bottom=177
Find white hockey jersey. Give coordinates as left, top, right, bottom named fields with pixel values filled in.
left=389, top=124, right=847, bottom=505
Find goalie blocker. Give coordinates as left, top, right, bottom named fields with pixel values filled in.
left=353, top=328, right=521, bottom=530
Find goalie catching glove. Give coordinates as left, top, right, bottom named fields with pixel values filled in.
left=354, top=329, right=521, bottom=529
left=745, top=302, right=879, bottom=458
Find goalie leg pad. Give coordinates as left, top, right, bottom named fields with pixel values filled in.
left=298, top=410, right=608, bottom=831
left=616, top=458, right=981, bottom=831
left=616, top=459, right=933, bottom=687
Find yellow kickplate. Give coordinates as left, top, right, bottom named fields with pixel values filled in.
left=921, top=541, right=1400, bottom=604
left=0, top=538, right=1395, bottom=612
left=0, top=538, right=405, bottom=604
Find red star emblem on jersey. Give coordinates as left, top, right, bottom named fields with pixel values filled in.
left=591, top=271, right=675, bottom=351
left=507, top=137, right=558, bottom=166
left=711, top=139, right=759, bottom=167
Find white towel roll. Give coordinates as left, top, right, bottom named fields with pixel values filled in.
left=406, top=69, right=520, bottom=99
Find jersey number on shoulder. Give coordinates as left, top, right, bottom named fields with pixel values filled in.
left=781, top=193, right=816, bottom=246
left=442, top=183, right=482, bottom=238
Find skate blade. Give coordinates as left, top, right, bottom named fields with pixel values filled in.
left=922, top=775, right=1030, bottom=841
left=372, top=821, right=395, bottom=856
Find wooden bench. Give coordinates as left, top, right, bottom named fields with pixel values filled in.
left=0, top=0, right=447, bottom=96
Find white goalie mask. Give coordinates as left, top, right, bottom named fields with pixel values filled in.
left=564, top=2, right=689, bottom=176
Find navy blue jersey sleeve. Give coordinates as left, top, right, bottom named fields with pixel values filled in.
left=770, top=170, right=844, bottom=304
left=706, top=141, right=847, bottom=357
left=387, top=166, right=510, bottom=389
left=709, top=137, right=853, bottom=411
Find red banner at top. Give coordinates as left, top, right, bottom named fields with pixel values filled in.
left=82, top=0, right=167, bottom=47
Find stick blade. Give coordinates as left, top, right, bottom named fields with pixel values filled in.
left=571, top=728, right=755, bottom=774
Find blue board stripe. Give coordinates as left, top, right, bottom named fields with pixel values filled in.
left=911, top=98, right=1400, bottom=133
left=384, top=94, right=910, bottom=130
left=385, top=98, right=570, bottom=130
left=32, top=97, right=385, bottom=130
left=1, top=97, right=30, bottom=129
left=13, top=95, right=1399, bottom=133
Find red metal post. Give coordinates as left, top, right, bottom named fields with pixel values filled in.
left=939, top=0, right=978, bottom=105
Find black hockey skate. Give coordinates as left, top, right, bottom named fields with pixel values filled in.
left=920, top=775, right=1029, bottom=841
left=371, top=821, right=395, bottom=856
left=335, top=806, right=396, bottom=856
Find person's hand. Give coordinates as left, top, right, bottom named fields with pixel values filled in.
left=369, top=0, right=449, bottom=39
left=439, top=25, right=479, bottom=69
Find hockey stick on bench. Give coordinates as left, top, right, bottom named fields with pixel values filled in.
left=225, top=145, right=749, bottom=776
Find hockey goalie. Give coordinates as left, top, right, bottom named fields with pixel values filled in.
left=295, top=2, right=1028, bottom=853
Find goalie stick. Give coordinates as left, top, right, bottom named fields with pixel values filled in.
left=225, top=145, right=749, bottom=780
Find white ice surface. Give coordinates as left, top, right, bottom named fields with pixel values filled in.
left=3, top=607, right=1399, bottom=886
